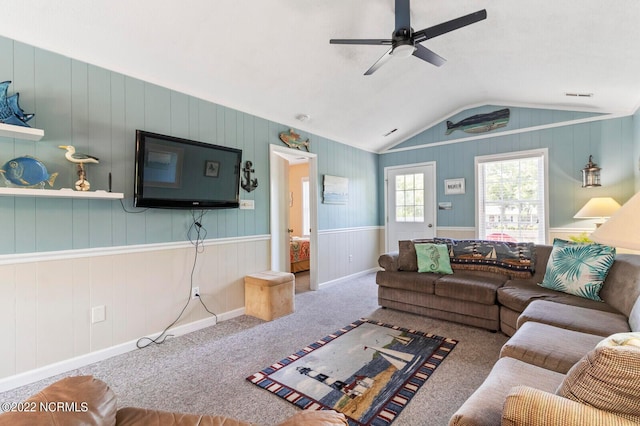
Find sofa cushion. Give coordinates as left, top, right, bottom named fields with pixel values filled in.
left=435, top=270, right=506, bottom=305
left=498, top=279, right=621, bottom=314
left=539, top=238, right=616, bottom=301
left=397, top=240, right=419, bottom=271
left=500, top=321, right=603, bottom=373
left=415, top=243, right=453, bottom=274
left=600, top=253, right=640, bottom=318
left=502, top=386, right=640, bottom=426
left=0, top=376, right=116, bottom=426
left=557, top=341, right=640, bottom=423
left=449, top=357, right=564, bottom=426
left=517, top=300, right=630, bottom=337
left=375, top=271, right=437, bottom=294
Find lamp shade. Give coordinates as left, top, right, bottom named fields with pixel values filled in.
left=574, top=197, right=621, bottom=219
left=591, top=192, right=640, bottom=250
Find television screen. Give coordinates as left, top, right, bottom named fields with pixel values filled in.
left=134, top=130, right=242, bottom=209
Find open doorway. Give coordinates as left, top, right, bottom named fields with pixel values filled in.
left=269, top=144, right=318, bottom=291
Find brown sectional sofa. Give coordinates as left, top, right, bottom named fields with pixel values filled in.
left=376, top=241, right=640, bottom=336
left=376, top=238, right=640, bottom=424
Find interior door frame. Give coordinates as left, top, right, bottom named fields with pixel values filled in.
left=269, top=144, right=318, bottom=290
left=384, top=161, right=437, bottom=252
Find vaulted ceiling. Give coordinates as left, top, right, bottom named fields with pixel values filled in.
left=2, top=1, right=640, bottom=153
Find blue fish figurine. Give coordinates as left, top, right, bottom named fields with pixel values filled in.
left=0, top=156, right=58, bottom=188
left=0, top=81, right=35, bottom=127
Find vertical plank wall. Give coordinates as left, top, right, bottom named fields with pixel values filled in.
left=0, top=36, right=381, bottom=386
left=379, top=106, right=637, bottom=234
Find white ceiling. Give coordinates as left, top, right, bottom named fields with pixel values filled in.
left=2, top=1, right=640, bottom=153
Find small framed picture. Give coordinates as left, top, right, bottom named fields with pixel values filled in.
left=204, top=160, right=220, bottom=177
left=444, top=178, right=465, bottom=195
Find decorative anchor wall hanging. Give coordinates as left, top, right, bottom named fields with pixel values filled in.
left=241, top=160, right=258, bottom=192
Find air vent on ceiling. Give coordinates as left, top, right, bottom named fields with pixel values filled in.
left=565, top=92, right=594, bottom=98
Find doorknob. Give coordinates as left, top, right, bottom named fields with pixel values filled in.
left=428, top=224, right=433, bottom=228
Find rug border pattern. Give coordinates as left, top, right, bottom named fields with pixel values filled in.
left=246, top=318, right=458, bottom=426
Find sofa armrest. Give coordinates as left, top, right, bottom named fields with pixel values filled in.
left=378, top=251, right=399, bottom=271
left=0, top=376, right=116, bottom=426
left=116, top=407, right=347, bottom=426
left=277, top=409, right=348, bottom=426
left=501, top=386, right=637, bottom=426
left=116, top=407, right=256, bottom=426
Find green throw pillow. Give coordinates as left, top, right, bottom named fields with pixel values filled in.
left=415, top=243, right=453, bottom=274
left=539, top=238, right=616, bottom=301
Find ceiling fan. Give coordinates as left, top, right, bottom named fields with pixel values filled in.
left=330, top=0, right=487, bottom=75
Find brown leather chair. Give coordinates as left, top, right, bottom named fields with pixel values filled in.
left=0, top=375, right=347, bottom=426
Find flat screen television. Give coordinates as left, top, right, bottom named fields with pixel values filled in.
left=134, top=130, right=242, bottom=209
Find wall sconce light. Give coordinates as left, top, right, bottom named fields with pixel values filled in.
left=581, top=155, right=601, bottom=188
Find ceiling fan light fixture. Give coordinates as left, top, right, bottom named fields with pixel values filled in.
left=392, top=44, right=415, bottom=58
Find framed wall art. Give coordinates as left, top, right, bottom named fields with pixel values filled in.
left=323, top=175, right=348, bottom=204
left=444, top=178, right=465, bottom=195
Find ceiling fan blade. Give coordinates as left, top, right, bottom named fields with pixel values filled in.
left=413, top=9, right=487, bottom=44
left=395, top=0, right=411, bottom=31
left=364, top=48, right=393, bottom=75
left=413, top=44, right=446, bottom=67
left=330, top=38, right=392, bottom=45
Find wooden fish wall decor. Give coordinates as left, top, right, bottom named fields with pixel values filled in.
left=445, top=108, right=510, bottom=135
left=279, top=129, right=310, bottom=151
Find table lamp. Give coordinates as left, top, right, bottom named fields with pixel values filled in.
left=573, top=197, right=621, bottom=228
left=591, top=192, right=640, bottom=250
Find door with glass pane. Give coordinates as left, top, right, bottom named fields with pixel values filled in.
left=385, top=163, right=436, bottom=252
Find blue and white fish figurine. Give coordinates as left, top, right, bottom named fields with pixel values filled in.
left=0, top=156, right=58, bottom=188
left=0, top=81, right=35, bottom=127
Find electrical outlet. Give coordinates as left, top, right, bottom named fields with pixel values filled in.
left=191, top=287, right=200, bottom=299
left=91, top=305, right=106, bottom=323
left=349, top=254, right=353, bottom=263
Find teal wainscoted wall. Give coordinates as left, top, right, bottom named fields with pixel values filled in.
left=379, top=106, right=637, bottom=231
left=0, top=36, right=379, bottom=255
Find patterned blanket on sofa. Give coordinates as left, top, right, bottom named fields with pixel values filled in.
left=432, top=238, right=536, bottom=278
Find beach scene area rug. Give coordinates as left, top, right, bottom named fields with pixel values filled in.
left=246, top=318, right=458, bottom=426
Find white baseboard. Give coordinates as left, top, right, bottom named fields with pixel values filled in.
left=0, top=307, right=245, bottom=392
left=319, top=267, right=380, bottom=289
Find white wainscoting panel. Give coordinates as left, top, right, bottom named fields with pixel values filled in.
left=0, top=236, right=270, bottom=388
left=317, top=227, right=384, bottom=284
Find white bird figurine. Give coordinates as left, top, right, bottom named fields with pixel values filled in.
left=59, top=145, right=99, bottom=191
left=59, top=145, right=99, bottom=164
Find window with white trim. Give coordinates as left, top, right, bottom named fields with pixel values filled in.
left=476, top=149, right=548, bottom=244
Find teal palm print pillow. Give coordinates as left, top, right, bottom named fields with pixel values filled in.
left=415, top=243, right=453, bottom=274
left=539, top=238, right=616, bottom=301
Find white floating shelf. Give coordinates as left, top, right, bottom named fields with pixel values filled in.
left=0, top=122, right=45, bottom=141
left=0, top=187, right=123, bottom=199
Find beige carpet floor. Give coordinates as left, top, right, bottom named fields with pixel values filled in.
left=0, top=271, right=508, bottom=425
